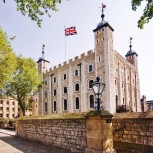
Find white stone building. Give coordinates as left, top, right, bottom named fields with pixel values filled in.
left=37, top=11, right=141, bottom=115
left=0, top=97, right=18, bottom=119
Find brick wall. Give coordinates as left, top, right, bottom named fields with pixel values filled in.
left=113, top=112, right=153, bottom=146
left=16, top=118, right=86, bottom=153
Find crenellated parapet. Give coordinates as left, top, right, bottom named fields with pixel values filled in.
left=42, top=50, right=94, bottom=74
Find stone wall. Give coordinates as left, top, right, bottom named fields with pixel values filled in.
left=113, top=112, right=153, bottom=147
left=16, top=117, right=86, bottom=153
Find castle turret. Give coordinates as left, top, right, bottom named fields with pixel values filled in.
left=125, top=37, right=138, bottom=70
left=37, top=44, right=50, bottom=75
left=93, top=4, right=116, bottom=113
left=37, top=44, right=50, bottom=115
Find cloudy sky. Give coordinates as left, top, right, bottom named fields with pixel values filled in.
left=0, top=0, right=153, bottom=100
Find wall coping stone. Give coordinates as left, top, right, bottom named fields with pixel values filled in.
left=17, top=112, right=88, bottom=121
left=85, top=110, right=113, bottom=118
left=113, top=111, right=153, bottom=119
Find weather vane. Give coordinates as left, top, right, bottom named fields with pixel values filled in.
left=129, top=37, right=133, bottom=49
left=99, top=3, right=106, bottom=21
left=42, top=44, right=45, bottom=57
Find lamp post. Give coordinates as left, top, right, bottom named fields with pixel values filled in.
left=92, top=77, right=105, bottom=110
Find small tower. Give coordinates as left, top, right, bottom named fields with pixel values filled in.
left=125, top=37, right=138, bottom=70
left=93, top=4, right=115, bottom=113
left=37, top=44, right=50, bottom=75
left=37, top=44, right=50, bottom=115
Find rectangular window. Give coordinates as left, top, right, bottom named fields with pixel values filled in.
left=54, top=77, right=56, bottom=83
left=0, top=107, right=2, bottom=110
left=45, top=103, right=47, bottom=112
left=64, top=74, right=66, bottom=80
left=54, top=101, right=56, bottom=112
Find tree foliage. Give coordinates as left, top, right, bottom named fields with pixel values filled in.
left=3, top=0, right=62, bottom=27
left=0, top=27, right=16, bottom=90
left=4, top=55, right=42, bottom=116
left=132, top=0, right=153, bottom=29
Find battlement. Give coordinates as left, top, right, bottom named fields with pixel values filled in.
left=43, top=49, right=94, bottom=74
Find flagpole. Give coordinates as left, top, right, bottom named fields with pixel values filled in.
left=64, top=26, right=66, bottom=61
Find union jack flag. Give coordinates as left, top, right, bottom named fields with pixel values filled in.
left=65, top=26, right=77, bottom=36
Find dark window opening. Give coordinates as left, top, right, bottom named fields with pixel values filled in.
left=90, top=95, right=94, bottom=108
left=76, top=97, right=79, bottom=109
left=64, top=87, right=67, bottom=94
left=75, top=83, right=79, bottom=91
left=89, top=65, right=93, bottom=72
left=54, top=101, right=56, bottom=112
left=75, top=70, right=78, bottom=76
left=89, top=80, right=94, bottom=88
left=64, top=99, right=67, bottom=110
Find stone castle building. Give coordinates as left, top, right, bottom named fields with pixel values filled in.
left=37, top=10, right=141, bottom=115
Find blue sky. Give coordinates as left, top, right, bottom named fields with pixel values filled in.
left=0, top=0, right=153, bottom=100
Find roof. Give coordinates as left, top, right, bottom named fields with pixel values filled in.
left=93, top=20, right=114, bottom=32
left=125, top=49, right=138, bottom=57
left=37, top=57, right=50, bottom=63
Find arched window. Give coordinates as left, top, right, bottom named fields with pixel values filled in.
left=75, top=83, right=79, bottom=91
left=45, top=102, right=47, bottom=112
left=89, top=80, right=94, bottom=88
left=64, top=99, right=67, bottom=110
left=76, top=97, right=79, bottom=109
left=75, top=69, right=79, bottom=76
left=64, top=86, right=67, bottom=94
left=54, top=89, right=57, bottom=96
left=54, top=101, right=56, bottom=112
left=90, top=95, right=94, bottom=108
left=89, top=65, right=93, bottom=72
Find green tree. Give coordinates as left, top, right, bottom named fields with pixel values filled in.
left=3, top=0, right=62, bottom=27
left=0, top=27, right=16, bottom=90
left=5, top=55, right=42, bottom=116
left=132, top=0, right=153, bottom=29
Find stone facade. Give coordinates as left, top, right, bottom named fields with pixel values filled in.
left=0, top=97, right=18, bottom=119
left=37, top=11, right=141, bottom=115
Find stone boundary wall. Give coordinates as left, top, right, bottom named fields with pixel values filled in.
left=113, top=112, right=153, bottom=147
left=16, top=118, right=86, bottom=153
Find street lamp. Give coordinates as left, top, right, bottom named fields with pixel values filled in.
left=92, top=77, right=105, bottom=110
